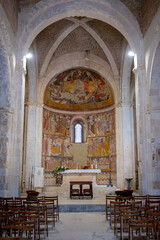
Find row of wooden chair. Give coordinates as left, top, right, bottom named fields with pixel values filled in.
left=106, top=194, right=160, bottom=240
left=0, top=195, right=59, bottom=240
left=106, top=194, right=160, bottom=221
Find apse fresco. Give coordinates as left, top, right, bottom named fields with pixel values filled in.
left=42, top=109, right=116, bottom=174
left=44, top=68, right=114, bottom=111
left=87, top=111, right=115, bottom=137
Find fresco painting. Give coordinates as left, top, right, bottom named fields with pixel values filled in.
left=88, top=137, right=111, bottom=157
left=42, top=108, right=116, bottom=171
left=63, top=138, right=72, bottom=157
left=44, top=68, right=114, bottom=111
left=87, top=111, right=115, bottom=137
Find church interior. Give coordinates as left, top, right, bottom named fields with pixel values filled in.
left=1, top=1, right=160, bottom=239
left=0, top=0, right=160, bottom=201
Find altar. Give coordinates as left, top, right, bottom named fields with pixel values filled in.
left=61, top=169, right=101, bottom=187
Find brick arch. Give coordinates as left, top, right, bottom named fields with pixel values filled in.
left=18, top=0, right=143, bottom=66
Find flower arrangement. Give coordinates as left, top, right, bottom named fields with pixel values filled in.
left=53, top=166, right=69, bottom=177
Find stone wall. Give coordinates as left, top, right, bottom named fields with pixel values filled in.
left=141, top=0, right=160, bottom=35
left=0, top=0, right=18, bottom=33
left=150, top=42, right=160, bottom=194
left=42, top=108, right=116, bottom=184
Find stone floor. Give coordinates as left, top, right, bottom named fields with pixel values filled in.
left=48, top=212, right=116, bottom=240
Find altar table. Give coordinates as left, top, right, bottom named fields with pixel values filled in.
left=61, top=169, right=101, bottom=187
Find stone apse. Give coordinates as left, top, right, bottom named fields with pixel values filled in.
left=42, top=68, right=117, bottom=185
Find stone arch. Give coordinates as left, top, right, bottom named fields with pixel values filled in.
left=38, top=52, right=118, bottom=107
left=142, top=7, right=160, bottom=194
left=40, top=17, right=119, bottom=77
left=121, top=45, right=134, bottom=104
left=18, top=0, right=144, bottom=67
left=145, top=6, right=160, bottom=95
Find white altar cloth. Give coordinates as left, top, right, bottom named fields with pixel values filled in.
left=61, top=169, right=101, bottom=186
left=61, top=169, right=101, bottom=174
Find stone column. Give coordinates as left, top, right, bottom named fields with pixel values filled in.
left=25, top=102, right=43, bottom=189
left=24, top=51, right=43, bottom=190
left=133, top=67, right=153, bottom=195
left=9, top=63, right=26, bottom=197
left=115, top=102, right=135, bottom=189
left=115, top=104, right=124, bottom=189
left=0, top=107, right=13, bottom=197
left=122, top=102, right=135, bottom=189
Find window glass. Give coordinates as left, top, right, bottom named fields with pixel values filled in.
left=75, top=123, right=82, bottom=143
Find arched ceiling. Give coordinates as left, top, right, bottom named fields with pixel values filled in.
left=32, top=17, right=126, bottom=77
left=44, top=68, right=114, bottom=112
left=22, top=0, right=160, bottom=112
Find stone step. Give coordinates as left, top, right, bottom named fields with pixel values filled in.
left=59, top=204, right=106, bottom=212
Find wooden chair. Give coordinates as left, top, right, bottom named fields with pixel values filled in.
left=133, top=195, right=147, bottom=206
left=18, top=211, right=40, bottom=239
left=25, top=205, right=48, bottom=239
left=39, top=199, right=56, bottom=230
left=44, top=196, right=59, bottom=221
left=114, top=204, right=132, bottom=236
left=120, top=210, right=141, bottom=240
left=138, top=205, right=155, bottom=219
left=105, top=195, right=117, bottom=221
left=109, top=201, right=124, bottom=229
left=147, top=211, right=160, bottom=239
left=14, top=198, right=27, bottom=205
left=127, top=200, right=142, bottom=210
left=129, top=219, right=155, bottom=240
left=0, top=237, right=22, bottom=240
left=147, top=200, right=160, bottom=210
left=2, top=220, right=36, bottom=240
left=156, top=221, right=160, bottom=240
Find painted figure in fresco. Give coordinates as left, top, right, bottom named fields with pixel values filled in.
left=48, top=138, right=52, bottom=156
left=101, top=137, right=107, bottom=156
left=89, top=139, right=98, bottom=156
left=64, top=138, right=71, bottom=156
left=44, top=110, right=50, bottom=131
left=101, top=117, right=108, bottom=133
left=51, top=115, right=56, bottom=133
left=88, top=115, right=95, bottom=136
left=95, top=78, right=110, bottom=101
left=51, top=138, right=62, bottom=156
left=96, top=117, right=102, bottom=136
left=42, top=134, right=48, bottom=156
left=65, top=115, right=71, bottom=136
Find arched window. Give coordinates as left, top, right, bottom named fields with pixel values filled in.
left=71, top=119, right=87, bottom=143
left=75, top=123, right=82, bottom=143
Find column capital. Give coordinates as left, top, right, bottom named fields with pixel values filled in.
left=15, top=64, right=26, bottom=75
left=25, top=102, right=44, bottom=108
left=121, top=102, right=133, bottom=108
left=115, top=102, right=133, bottom=108
left=132, top=65, right=145, bottom=75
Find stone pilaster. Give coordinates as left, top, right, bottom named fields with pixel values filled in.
left=133, top=67, right=153, bottom=195
left=24, top=102, right=43, bottom=190
left=115, top=104, right=124, bottom=189
left=9, top=63, right=26, bottom=197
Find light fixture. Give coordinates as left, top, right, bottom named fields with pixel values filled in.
left=128, top=51, right=135, bottom=57
left=85, top=50, right=89, bottom=60
left=26, top=52, right=33, bottom=59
